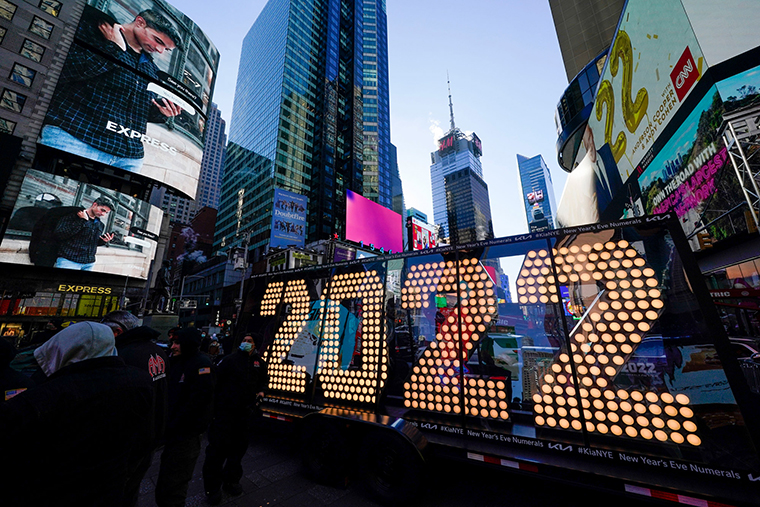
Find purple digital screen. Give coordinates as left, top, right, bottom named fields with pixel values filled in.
left=345, top=190, right=402, bottom=253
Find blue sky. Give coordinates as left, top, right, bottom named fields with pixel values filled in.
left=174, top=0, right=570, bottom=239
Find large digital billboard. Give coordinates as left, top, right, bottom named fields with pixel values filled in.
left=0, top=169, right=162, bottom=278
left=270, top=188, right=307, bottom=249
left=345, top=189, right=402, bottom=253
left=38, top=0, right=219, bottom=198
left=584, top=1, right=706, bottom=182
left=558, top=0, right=760, bottom=245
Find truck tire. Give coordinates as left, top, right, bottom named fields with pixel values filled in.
left=359, top=431, right=423, bottom=505
left=301, top=418, right=350, bottom=486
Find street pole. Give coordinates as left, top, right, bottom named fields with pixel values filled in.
left=237, top=231, right=251, bottom=315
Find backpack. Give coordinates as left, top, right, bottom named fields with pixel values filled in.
left=28, top=206, right=82, bottom=267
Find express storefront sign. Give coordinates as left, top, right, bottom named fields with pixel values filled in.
left=57, top=284, right=113, bottom=294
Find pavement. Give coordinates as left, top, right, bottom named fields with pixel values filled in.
left=136, top=418, right=385, bottom=507
left=136, top=417, right=635, bottom=507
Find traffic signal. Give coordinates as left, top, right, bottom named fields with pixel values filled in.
left=697, top=231, right=714, bottom=249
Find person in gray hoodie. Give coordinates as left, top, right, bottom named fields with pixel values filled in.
left=0, top=322, right=155, bottom=506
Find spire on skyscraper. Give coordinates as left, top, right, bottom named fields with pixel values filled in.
left=447, top=72, right=456, bottom=131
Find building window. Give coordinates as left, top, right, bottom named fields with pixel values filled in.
left=0, top=0, right=16, bottom=20
left=0, top=117, right=16, bottom=134
left=1, top=89, right=26, bottom=113
left=29, top=16, right=53, bottom=39
left=0, top=26, right=6, bottom=43
left=38, top=0, right=61, bottom=17
left=9, top=63, right=36, bottom=87
left=21, top=39, right=45, bottom=62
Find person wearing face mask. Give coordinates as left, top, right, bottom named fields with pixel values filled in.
left=202, top=333, right=268, bottom=505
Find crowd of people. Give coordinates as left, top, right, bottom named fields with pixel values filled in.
left=0, top=310, right=268, bottom=507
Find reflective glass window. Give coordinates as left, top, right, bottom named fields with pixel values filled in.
left=9, top=63, right=36, bottom=87
left=21, top=39, right=45, bottom=62
left=0, top=88, right=26, bottom=113
left=0, top=117, right=16, bottom=134
left=39, top=0, right=61, bottom=17
left=0, top=0, right=16, bottom=20
left=29, top=16, right=53, bottom=39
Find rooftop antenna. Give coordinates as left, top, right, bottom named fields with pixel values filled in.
left=447, top=72, right=456, bottom=131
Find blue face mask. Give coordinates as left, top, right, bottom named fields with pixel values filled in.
left=239, top=342, right=253, bottom=353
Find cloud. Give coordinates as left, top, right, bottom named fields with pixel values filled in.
left=429, top=116, right=444, bottom=146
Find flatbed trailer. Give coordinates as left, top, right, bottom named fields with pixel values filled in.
left=237, top=215, right=760, bottom=506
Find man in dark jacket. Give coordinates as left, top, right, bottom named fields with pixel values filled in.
left=53, top=196, right=116, bottom=270
left=202, top=333, right=269, bottom=504
left=155, top=327, right=215, bottom=507
left=0, top=339, right=33, bottom=402
left=0, top=322, right=154, bottom=506
left=103, top=310, right=169, bottom=507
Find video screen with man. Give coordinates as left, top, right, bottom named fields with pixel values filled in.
left=38, top=0, right=219, bottom=199
left=0, top=169, right=162, bottom=279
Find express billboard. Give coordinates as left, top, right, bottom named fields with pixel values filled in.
left=345, top=189, right=402, bottom=253
left=38, top=0, right=219, bottom=198
left=0, top=169, right=162, bottom=279
left=270, top=188, right=307, bottom=249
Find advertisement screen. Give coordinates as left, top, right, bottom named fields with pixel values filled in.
left=411, top=217, right=437, bottom=250
left=584, top=0, right=705, bottom=183
left=270, top=188, right=307, bottom=249
left=345, top=189, right=402, bottom=253
left=0, top=169, right=162, bottom=278
left=639, top=65, right=760, bottom=246
left=681, top=0, right=760, bottom=66
left=39, top=0, right=219, bottom=198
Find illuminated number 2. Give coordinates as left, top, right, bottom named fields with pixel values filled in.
left=518, top=240, right=700, bottom=446
left=261, top=279, right=314, bottom=393
left=401, top=259, right=508, bottom=420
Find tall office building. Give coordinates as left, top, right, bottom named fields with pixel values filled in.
left=161, top=103, right=227, bottom=224
left=214, top=0, right=393, bottom=260
left=430, top=83, right=491, bottom=243
left=361, top=0, right=392, bottom=208
left=517, top=154, right=558, bottom=233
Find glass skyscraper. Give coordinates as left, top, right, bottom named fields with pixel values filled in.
left=443, top=165, right=494, bottom=245
left=517, top=154, right=558, bottom=233
left=214, top=0, right=395, bottom=260
left=430, top=125, right=490, bottom=243
left=161, top=103, right=227, bottom=224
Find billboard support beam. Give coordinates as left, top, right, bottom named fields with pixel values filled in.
left=722, top=117, right=760, bottom=232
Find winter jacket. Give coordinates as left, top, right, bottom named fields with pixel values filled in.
left=0, top=322, right=154, bottom=507
left=213, top=348, right=269, bottom=427
left=116, top=325, right=169, bottom=446
left=166, top=328, right=215, bottom=442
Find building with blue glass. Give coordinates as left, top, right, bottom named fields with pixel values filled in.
left=517, top=154, right=558, bottom=233
left=161, top=103, right=227, bottom=224
left=430, top=123, right=489, bottom=242
left=213, top=0, right=395, bottom=261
